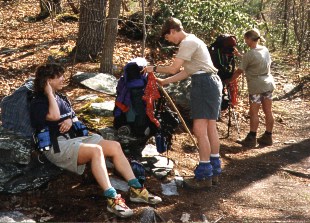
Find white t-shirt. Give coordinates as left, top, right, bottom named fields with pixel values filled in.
left=176, top=34, right=217, bottom=75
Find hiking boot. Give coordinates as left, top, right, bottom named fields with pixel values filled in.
left=210, top=157, right=222, bottom=184
left=237, top=133, right=257, bottom=147
left=130, top=187, right=162, bottom=205
left=194, top=162, right=213, bottom=183
left=257, top=133, right=273, bottom=146
left=107, top=194, right=133, bottom=218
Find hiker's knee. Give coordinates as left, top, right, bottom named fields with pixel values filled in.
left=101, top=140, right=123, bottom=157
left=90, top=144, right=104, bottom=158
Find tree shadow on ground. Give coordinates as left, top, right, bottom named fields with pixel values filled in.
left=160, top=138, right=310, bottom=221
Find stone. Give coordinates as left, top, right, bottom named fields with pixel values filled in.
left=72, top=72, right=118, bottom=96
left=0, top=127, right=62, bottom=194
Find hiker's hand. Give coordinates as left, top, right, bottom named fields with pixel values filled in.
left=59, top=118, right=73, bottom=133
left=233, top=47, right=242, bottom=57
left=156, top=78, right=167, bottom=86
left=44, top=82, right=53, bottom=96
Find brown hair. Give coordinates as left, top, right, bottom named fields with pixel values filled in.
left=161, top=17, right=183, bottom=37
left=33, top=63, right=65, bottom=94
left=244, top=28, right=266, bottom=42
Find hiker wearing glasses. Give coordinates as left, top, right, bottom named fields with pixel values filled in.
left=30, top=63, right=161, bottom=218
left=230, top=28, right=276, bottom=147
left=145, top=17, right=223, bottom=187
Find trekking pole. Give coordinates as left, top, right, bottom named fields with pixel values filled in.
left=157, top=84, right=199, bottom=150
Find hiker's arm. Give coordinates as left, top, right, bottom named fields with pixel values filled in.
left=59, top=118, right=73, bottom=133
left=157, top=70, right=189, bottom=86
left=146, top=57, right=184, bottom=75
left=45, top=82, right=61, bottom=121
left=229, top=68, right=243, bottom=83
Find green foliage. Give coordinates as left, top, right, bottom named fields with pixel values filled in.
left=155, top=0, right=257, bottom=46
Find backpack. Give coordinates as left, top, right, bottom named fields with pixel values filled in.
left=113, top=58, right=151, bottom=137
left=0, top=78, right=34, bottom=137
left=209, top=34, right=238, bottom=110
left=0, top=80, right=88, bottom=152
left=154, top=97, right=180, bottom=154
left=209, top=34, right=237, bottom=82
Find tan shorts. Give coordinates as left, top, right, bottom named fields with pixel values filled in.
left=44, top=133, right=103, bottom=175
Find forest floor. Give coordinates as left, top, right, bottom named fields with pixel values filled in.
left=0, top=1, right=310, bottom=222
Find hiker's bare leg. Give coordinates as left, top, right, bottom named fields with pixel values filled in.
left=98, top=140, right=135, bottom=181
left=261, top=98, right=274, bottom=132
left=207, top=119, right=220, bottom=154
left=193, top=119, right=211, bottom=161
left=249, top=102, right=260, bottom=132
left=78, top=144, right=112, bottom=190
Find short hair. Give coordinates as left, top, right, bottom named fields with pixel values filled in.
left=34, top=63, right=65, bottom=94
left=244, top=28, right=266, bottom=42
left=161, top=17, right=183, bottom=38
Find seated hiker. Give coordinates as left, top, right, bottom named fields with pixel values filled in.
left=30, top=63, right=162, bottom=218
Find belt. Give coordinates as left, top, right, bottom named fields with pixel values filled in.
left=193, top=70, right=208, bottom=75
left=192, top=71, right=214, bottom=76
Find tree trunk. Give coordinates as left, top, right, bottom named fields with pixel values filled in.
left=281, top=0, right=290, bottom=46
left=141, top=0, right=146, bottom=57
left=74, top=0, right=107, bottom=62
left=100, top=0, right=122, bottom=74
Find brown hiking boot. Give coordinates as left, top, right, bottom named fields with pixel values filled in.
left=257, top=133, right=273, bottom=146
left=237, top=133, right=257, bottom=147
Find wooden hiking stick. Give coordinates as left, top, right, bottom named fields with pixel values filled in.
left=157, top=84, right=199, bottom=150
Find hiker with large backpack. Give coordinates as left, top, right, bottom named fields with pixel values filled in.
left=230, top=29, right=276, bottom=147
left=29, top=63, right=161, bottom=218
left=145, top=17, right=223, bottom=187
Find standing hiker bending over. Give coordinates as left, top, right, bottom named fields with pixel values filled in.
left=230, top=28, right=276, bottom=147
left=145, top=17, right=223, bottom=186
left=30, top=63, right=161, bottom=218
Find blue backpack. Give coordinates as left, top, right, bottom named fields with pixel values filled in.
left=113, top=60, right=151, bottom=137
left=1, top=79, right=35, bottom=137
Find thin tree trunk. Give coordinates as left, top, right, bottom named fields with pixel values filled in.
left=67, top=0, right=79, bottom=14
left=100, top=0, right=122, bottom=74
left=281, top=0, right=290, bottom=46
left=141, top=0, right=146, bottom=57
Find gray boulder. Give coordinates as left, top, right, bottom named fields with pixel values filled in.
left=72, top=72, right=118, bottom=96
left=0, top=127, right=62, bottom=194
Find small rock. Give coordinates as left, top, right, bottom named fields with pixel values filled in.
left=180, top=212, right=190, bottom=223
left=284, top=139, right=297, bottom=144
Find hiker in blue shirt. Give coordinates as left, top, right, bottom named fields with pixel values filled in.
left=145, top=17, right=223, bottom=187
left=30, top=63, right=161, bottom=218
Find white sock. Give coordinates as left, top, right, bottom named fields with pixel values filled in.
left=210, top=153, right=220, bottom=158
left=199, top=160, right=210, bottom=164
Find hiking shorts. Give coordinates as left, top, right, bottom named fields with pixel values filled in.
left=249, top=91, right=273, bottom=104
left=190, top=73, right=223, bottom=120
left=44, top=133, right=103, bottom=175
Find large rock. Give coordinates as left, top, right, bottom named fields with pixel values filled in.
left=162, top=77, right=191, bottom=120
left=0, top=127, right=62, bottom=194
left=72, top=72, right=118, bottom=96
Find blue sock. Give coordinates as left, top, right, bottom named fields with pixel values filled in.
left=128, top=178, right=142, bottom=188
left=103, top=187, right=117, bottom=198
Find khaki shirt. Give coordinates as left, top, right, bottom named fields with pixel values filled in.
left=176, top=34, right=217, bottom=75
left=240, top=45, right=276, bottom=94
